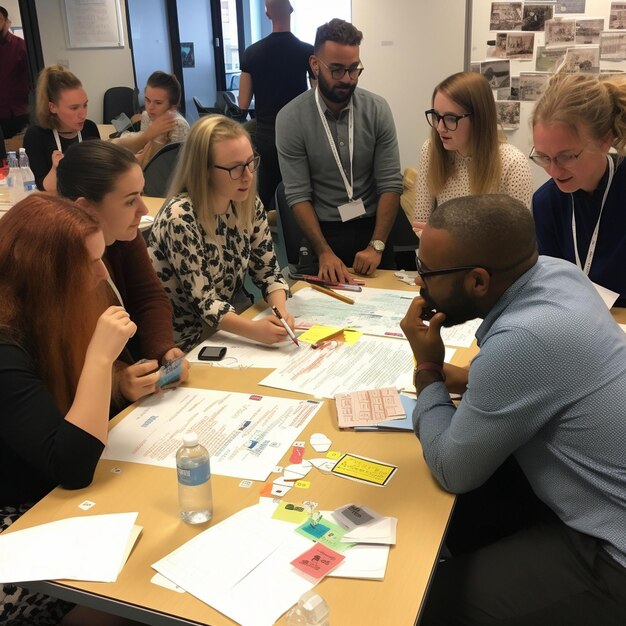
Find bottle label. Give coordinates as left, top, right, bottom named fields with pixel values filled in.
left=177, top=462, right=210, bottom=486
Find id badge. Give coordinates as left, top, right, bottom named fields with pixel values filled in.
left=337, top=198, right=366, bottom=222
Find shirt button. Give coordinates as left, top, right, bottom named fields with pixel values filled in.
left=339, top=141, right=345, bottom=147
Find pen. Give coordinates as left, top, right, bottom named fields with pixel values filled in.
left=289, top=273, right=363, bottom=291
left=271, top=306, right=300, bottom=347
left=310, top=283, right=355, bottom=305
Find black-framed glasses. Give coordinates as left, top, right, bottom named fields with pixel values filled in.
left=425, top=109, right=472, bottom=131
left=317, top=58, right=364, bottom=80
left=528, top=146, right=586, bottom=169
left=416, top=257, right=480, bottom=280
left=212, top=155, right=261, bottom=180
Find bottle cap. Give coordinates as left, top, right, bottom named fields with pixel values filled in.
left=299, top=591, right=329, bottom=623
left=182, top=432, right=199, bottom=447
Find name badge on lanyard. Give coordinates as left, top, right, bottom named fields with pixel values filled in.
left=314, top=88, right=365, bottom=222
left=53, top=129, right=84, bottom=153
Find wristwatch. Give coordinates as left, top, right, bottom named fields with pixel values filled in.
left=368, top=239, right=385, bottom=253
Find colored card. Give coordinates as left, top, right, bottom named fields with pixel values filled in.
left=156, top=356, right=184, bottom=388
left=330, top=453, right=397, bottom=487
left=271, top=502, right=309, bottom=524
left=291, top=543, right=345, bottom=579
left=295, top=517, right=354, bottom=552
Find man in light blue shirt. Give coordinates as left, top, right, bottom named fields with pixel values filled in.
left=400, top=194, right=626, bottom=625
left=276, top=19, right=402, bottom=284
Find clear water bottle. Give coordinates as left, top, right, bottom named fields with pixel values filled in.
left=285, top=591, right=330, bottom=626
left=176, top=432, right=213, bottom=524
left=6, top=151, right=25, bottom=204
left=18, top=148, right=36, bottom=192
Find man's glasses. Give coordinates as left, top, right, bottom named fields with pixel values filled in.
left=425, top=109, right=472, bottom=131
left=528, top=146, right=586, bottom=169
left=213, top=155, right=261, bottom=180
left=416, top=257, right=479, bottom=280
left=317, top=58, right=364, bottom=80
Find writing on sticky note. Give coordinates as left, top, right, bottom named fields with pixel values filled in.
left=296, top=517, right=354, bottom=552
left=331, top=453, right=397, bottom=487
left=291, top=543, right=345, bottom=579
left=294, top=480, right=310, bottom=489
left=326, top=450, right=342, bottom=459
left=272, top=501, right=309, bottom=524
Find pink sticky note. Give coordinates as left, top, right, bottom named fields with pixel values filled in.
left=289, top=444, right=305, bottom=463
left=291, top=543, right=345, bottom=579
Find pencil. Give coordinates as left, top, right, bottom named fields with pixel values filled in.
left=310, top=283, right=355, bottom=305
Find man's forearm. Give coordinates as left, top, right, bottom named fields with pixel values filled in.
left=292, top=201, right=331, bottom=256
left=371, top=191, right=400, bottom=243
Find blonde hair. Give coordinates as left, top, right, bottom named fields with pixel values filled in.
left=427, top=72, right=503, bottom=197
left=35, top=65, right=83, bottom=130
left=167, top=115, right=256, bottom=238
left=532, top=72, right=626, bottom=155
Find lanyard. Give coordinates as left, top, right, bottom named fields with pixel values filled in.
left=570, top=155, right=614, bottom=276
left=53, top=129, right=83, bottom=152
left=314, top=87, right=354, bottom=201
left=107, top=276, right=125, bottom=309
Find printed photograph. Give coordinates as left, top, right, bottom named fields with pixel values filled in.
left=497, top=87, right=511, bottom=100
left=545, top=18, right=576, bottom=48
left=609, top=3, right=626, bottom=29
left=554, top=0, right=586, bottom=13
left=470, top=62, right=481, bottom=73
left=490, top=2, right=523, bottom=31
left=481, top=59, right=511, bottom=89
left=535, top=45, right=567, bottom=72
left=519, top=72, right=550, bottom=101
left=496, top=101, right=521, bottom=129
left=600, top=31, right=626, bottom=60
left=181, top=42, right=195, bottom=68
left=522, top=4, right=554, bottom=31
left=506, top=32, right=535, bottom=58
left=489, top=32, right=509, bottom=58
left=575, top=18, right=604, bottom=44
left=509, top=75, right=520, bottom=100
left=561, top=46, right=600, bottom=72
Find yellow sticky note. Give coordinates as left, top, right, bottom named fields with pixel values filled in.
left=326, top=450, right=342, bottom=459
left=331, top=453, right=397, bottom=487
left=294, top=480, right=310, bottom=489
left=271, top=501, right=309, bottom=524
left=297, top=325, right=363, bottom=345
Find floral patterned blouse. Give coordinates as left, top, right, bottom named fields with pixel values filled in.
left=147, top=193, right=288, bottom=351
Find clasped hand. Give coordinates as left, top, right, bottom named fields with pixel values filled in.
left=399, top=296, right=446, bottom=366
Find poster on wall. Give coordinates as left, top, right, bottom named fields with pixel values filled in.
left=63, top=0, right=124, bottom=48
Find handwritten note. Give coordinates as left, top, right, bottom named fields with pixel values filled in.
left=331, top=453, right=398, bottom=487
left=291, top=543, right=345, bottom=579
left=335, top=387, right=405, bottom=428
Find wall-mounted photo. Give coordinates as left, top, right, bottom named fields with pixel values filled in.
left=181, top=42, right=195, bottom=68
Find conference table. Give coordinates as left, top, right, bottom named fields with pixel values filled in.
left=6, top=274, right=626, bottom=626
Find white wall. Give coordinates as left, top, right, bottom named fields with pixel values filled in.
left=353, top=0, right=467, bottom=169
left=3, top=0, right=20, bottom=25
left=35, top=0, right=135, bottom=124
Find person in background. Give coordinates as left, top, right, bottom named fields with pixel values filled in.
left=413, top=71, right=532, bottom=235
left=24, top=65, right=176, bottom=191
left=400, top=194, right=626, bottom=625
left=148, top=114, right=292, bottom=352
left=238, top=0, right=314, bottom=211
left=276, top=18, right=403, bottom=283
left=57, top=140, right=188, bottom=409
left=135, top=70, right=189, bottom=168
left=0, top=5, right=29, bottom=139
left=0, top=194, right=138, bottom=625
left=531, top=72, right=626, bottom=306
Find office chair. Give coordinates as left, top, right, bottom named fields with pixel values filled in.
left=219, top=91, right=249, bottom=123
left=390, top=208, right=419, bottom=270
left=103, top=86, right=139, bottom=124
left=143, top=141, right=182, bottom=198
left=192, top=96, right=222, bottom=117
left=274, top=181, right=305, bottom=267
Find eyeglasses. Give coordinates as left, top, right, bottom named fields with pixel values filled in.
left=425, top=109, right=472, bottom=131
left=416, top=257, right=480, bottom=280
left=528, top=146, right=586, bottom=169
left=317, top=58, right=364, bottom=80
left=212, top=155, right=261, bottom=180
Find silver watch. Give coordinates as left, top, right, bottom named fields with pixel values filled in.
left=369, top=239, right=385, bottom=253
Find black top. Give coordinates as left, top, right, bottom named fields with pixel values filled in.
left=240, top=32, right=313, bottom=128
left=23, top=119, right=100, bottom=190
left=0, top=341, right=104, bottom=507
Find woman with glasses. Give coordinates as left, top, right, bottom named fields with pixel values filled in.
left=413, top=72, right=532, bottom=230
left=531, top=73, right=626, bottom=306
left=148, top=115, right=292, bottom=350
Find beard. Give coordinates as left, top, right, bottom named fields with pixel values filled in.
left=420, top=285, right=481, bottom=328
left=317, top=71, right=357, bottom=105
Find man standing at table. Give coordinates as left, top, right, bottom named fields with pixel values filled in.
left=238, top=0, right=313, bottom=212
left=0, top=6, right=30, bottom=139
left=400, top=194, right=626, bottom=625
left=276, top=18, right=402, bottom=284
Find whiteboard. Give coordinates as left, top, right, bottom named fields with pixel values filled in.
left=64, top=0, right=124, bottom=48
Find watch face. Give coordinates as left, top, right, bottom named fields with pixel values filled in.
left=370, top=240, right=385, bottom=252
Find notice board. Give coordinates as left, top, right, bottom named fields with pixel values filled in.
left=64, top=0, right=124, bottom=48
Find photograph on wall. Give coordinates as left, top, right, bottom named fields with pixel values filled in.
left=522, top=4, right=554, bottom=31
left=509, top=75, right=520, bottom=100
left=561, top=46, right=600, bottom=72
left=554, top=0, right=586, bottom=12
left=181, top=42, right=195, bottom=68
left=519, top=72, right=550, bottom=101
left=575, top=18, right=604, bottom=45
left=490, top=2, right=523, bottom=31
left=496, top=101, right=521, bottom=129
left=488, top=32, right=509, bottom=57
left=609, top=3, right=626, bottom=29
left=600, top=31, right=626, bottom=60
left=535, top=45, right=567, bottom=71
left=470, top=62, right=481, bottom=73
left=506, top=32, right=536, bottom=58
left=497, top=86, right=511, bottom=99
left=481, top=60, right=511, bottom=88
left=545, top=18, right=576, bottom=48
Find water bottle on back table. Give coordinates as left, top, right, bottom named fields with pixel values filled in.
left=6, top=151, right=25, bottom=204
left=176, top=432, right=213, bottom=524
left=18, top=148, right=36, bottom=192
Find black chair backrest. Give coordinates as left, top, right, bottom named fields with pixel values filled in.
left=219, top=90, right=248, bottom=123
left=274, top=181, right=305, bottom=266
left=193, top=96, right=222, bottom=117
left=103, top=86, right=138, bottom=124
left=143, top=142, right=182, bottom=198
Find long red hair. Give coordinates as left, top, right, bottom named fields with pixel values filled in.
left=0, top=194, right=109, bottom=412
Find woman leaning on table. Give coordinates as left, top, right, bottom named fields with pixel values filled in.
left=531, top=72, right=626, bottom=306
left=147, top=114, right=293, bottom=352
left=0, top=194, right=137, bottom=625
left=57, top=140, right=188, bottom=409
left=23, top=65, right=176, bottom=192
left=412, top=71, right=533, bottom=234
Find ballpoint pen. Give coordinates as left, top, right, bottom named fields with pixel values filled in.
left=271, top=306, right=300, bottom=347
left=288, top=273, right=363, bottom=292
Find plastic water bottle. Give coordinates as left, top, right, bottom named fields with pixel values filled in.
left=285, top=591, right=330, bottom=626
left=18, top=148, right=36, bottom=192
left=6, top=151, right=25, bottom=204
left=176, top=432, right=213, bottom=524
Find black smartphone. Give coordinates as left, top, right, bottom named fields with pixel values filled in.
left=198, top=346, right=227, bottom=361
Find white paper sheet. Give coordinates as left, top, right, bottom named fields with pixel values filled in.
left=0, top=513, right=138, bottom=583
left=593, top=282, right=620, bottom=309
left=101, top=387, right=322, bottom=481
